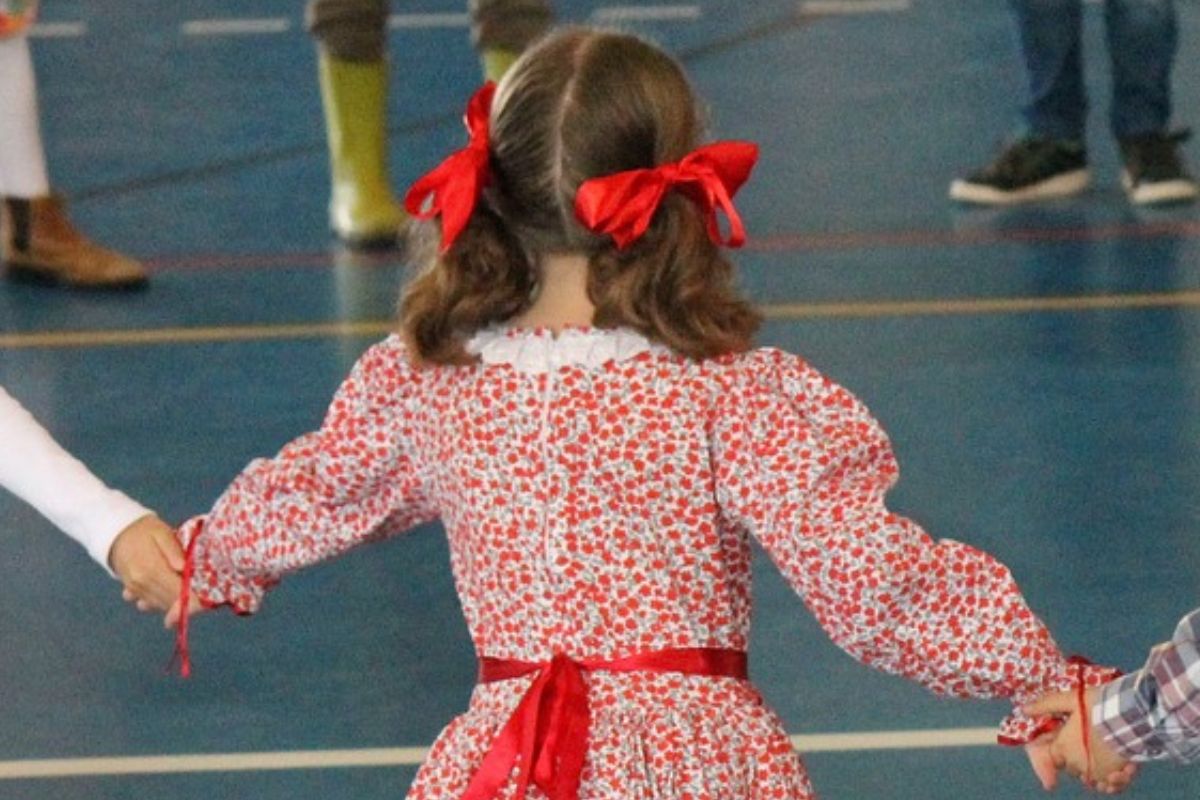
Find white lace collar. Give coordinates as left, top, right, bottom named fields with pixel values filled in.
left=465, top=326, right=669, bottom=374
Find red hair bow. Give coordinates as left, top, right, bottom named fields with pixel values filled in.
left=404, top=82, right=496, bottom=253
left=574, top=141, right=759, bottom=250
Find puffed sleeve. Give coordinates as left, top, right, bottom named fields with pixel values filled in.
left=176, top=335, right=437, bottom=615
left=711, top=348, right=1116, bottom=744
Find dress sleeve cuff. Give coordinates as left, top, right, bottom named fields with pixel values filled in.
left=176, top=517, right=270, bottom=615
left=997, top=660, right=1122, bottom=746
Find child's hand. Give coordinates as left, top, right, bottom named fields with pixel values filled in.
left=1025, top=730, right=1064, bottom=791
left=1025, top=688, right=1138, bottom=794
left=164, top=593, right=204, bottom=630
left=108, top=515, right=185, bottom=612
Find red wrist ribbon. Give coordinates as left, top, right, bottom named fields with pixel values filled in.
left=462, top=647, right=748, bottom=800
left=574, top=141, right=759, bottom=250
left=167, top=527, right=201, bottom=678
left=1068, top=655, right=1094, bottom=786
left=404, top=82, right=497, bottom=254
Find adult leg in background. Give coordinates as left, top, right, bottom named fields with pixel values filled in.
left=0, top=36, right=146, bottom=289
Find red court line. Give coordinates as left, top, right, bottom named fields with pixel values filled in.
left=142, top=250, right=399, bottom=272
left=745, top=219, right=1200, bottom=253
left=140, top=219, right=1200, bottom=273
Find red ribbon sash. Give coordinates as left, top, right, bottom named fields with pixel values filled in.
left=462, top=647, right=748, bottom=800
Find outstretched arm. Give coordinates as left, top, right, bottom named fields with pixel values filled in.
left=0, top=384, right=152, bottom=571
left=175, top=336, right=438, bottom=617
left=713, top=350, right=1117, bottom=743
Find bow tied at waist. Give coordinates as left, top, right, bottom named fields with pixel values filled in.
left=462, top=647, right=749, bottom=800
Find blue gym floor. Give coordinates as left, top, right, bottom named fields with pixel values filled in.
left=2, top=1, right=1200, bottom=798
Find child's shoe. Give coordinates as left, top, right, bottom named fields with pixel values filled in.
left=950, top=137, right=1090, bottom=205
left=1119, top=130, right=1198, bottom=206
left=1, top=195, right=148, bottom=289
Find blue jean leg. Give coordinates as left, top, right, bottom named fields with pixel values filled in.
left=1104, top=0, right=1177, bottom=138
left=1008, top=0, right=1087, bottom=141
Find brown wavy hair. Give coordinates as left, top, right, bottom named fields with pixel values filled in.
left=400, top=28, right=761, bottom=365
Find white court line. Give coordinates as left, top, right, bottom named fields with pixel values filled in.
left=181, top=18, right=293, bottom=36
left=0, top=728, right=998, bottom=779
left=791, top=727, right=997, bottom=752
left=591, top=4, right=702, bottom=23
left=800, top=0, right=911, bottom=14
left=388, top=12, right=471, bottom=29
left=29, top=21, right=87, bottom=38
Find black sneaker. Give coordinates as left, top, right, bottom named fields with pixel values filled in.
left=1119, top=129, right=1198, bottom=206
left=950, top=137, right=1090, bottom=205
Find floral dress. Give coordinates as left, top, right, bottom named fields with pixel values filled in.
left=177, top=327, right=1113, bottom=800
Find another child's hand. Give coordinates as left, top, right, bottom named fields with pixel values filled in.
left=108, top=515, right=185, bottom=612
left=1024, top=732, right=1059, bottom=791
left=1025, top=688, right=1138, bottom=794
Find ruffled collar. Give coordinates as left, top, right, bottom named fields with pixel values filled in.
left=464, top=326, right=669, bottom=374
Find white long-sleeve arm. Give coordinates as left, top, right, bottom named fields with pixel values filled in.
left=0, top=385, right=151, bottom=574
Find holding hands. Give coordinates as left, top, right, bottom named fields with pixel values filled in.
left=108, top=514, right=185, bottom=612
left=1025, top=688, right=1138, bottom=794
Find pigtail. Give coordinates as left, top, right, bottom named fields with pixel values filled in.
left=588, top=196, right=761, bottom=360
left=400, top=204, right=536, bottom=365
left=400, top=30, right=761, bottom=365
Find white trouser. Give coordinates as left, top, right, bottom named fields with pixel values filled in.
left=0, top=36, right=51, bottom=197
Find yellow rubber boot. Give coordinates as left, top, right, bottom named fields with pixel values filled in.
left=481, top=48, right=520, bottom=82
left=318, top=53, right=405, bottom=249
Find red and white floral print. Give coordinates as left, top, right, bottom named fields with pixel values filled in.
left=177, top=327, right=1114, bottom=799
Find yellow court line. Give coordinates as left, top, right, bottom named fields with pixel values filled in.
left=0, top=727, right=998, bottom=779
left=0, top=320, right=396, bottom=350
left=4, top=291, right=1200, bottom=350
left=759, top=289, right=1200, bottom=319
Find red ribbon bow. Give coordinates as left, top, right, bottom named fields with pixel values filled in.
left=462, top=648, right=748, bottom=800
left=404, top=82, right=497, bottom=253
left=574, top=141, right=759, bottom=250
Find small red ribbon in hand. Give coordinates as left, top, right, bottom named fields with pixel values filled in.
left=574, top=141, right=759, bottom=250
left=167, top=525, right=201, bottom=678
left=1069, top=656, right=1094, bottom=786
left=404, top=82, right=497, bottom=253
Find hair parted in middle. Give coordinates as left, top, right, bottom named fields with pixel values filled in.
left=400, top=27, right=762, bottom=365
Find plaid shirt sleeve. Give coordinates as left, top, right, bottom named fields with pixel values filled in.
left=1093, top=608, right=1200, bottom=764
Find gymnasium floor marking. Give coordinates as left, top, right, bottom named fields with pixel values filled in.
left=123, top=218, right=1200, bottom=274
left=748, top=219, right=1200, bottom=252
left=28, top=22, right=87, bottom=38
left=590, top=5, right=704, bottom=23
left=5, top=290, right=1200, bottom=351
left=32, top=7, right=705, bottom=45
left=0, top=321, right=394, bottom=351
left=180, top=18, right=293, bottom=37
left=48, top=6, right=816, bottom=202
left=757, top=290, right=1200, bottom=319
left=799, top=0, right=911, bottom=16
left=387, top=13, right=472, bottom=30
left=0, top=727, right=998, bottom=779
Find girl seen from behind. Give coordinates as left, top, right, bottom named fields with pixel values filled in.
left=167, top=28, right=1120, bottom=800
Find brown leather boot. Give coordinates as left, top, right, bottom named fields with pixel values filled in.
left=1, top=195, right=148, bottom=289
